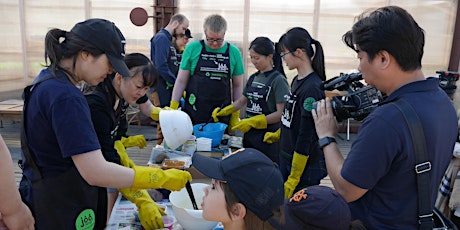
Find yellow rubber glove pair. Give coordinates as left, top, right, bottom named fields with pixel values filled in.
left=114, top=140, right=167, bottom=229
left=121, top=135, right=146, bottom=149
left=284, top=152, right=309, bottom=198
left=231, top=114, right=267, bottom=133
left=150, top=107, right=174, bottom=121
left=263, top=128, right=281, bottom=144
left=114, top=141, right=192, bottom=191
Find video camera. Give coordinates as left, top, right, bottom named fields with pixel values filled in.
left=436, top=70, right=459, bottom=99
left=313, top=72, right=385, bottom=122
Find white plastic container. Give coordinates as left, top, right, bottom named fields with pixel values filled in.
left=182, top=135, right=197, bottom=155
left=196, top=137, right=212, bottom=151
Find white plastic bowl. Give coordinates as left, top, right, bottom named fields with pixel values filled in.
left=169, top=183, right=218, bottom=230
left=160, top=110, right=193, bottom=150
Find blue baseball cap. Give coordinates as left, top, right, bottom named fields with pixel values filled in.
left=191, top=148, right=284, bottom=221
left=71, top=18, right=131, bottom=77
left=284, top=185, right=351, bottom=230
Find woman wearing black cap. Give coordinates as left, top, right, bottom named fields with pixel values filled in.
left=18, top=18, right=191, bottom=229
left=84, top=52, right=170, bottom=229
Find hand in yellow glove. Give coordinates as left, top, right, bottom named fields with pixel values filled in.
left=228, top=110, right=240, bottom=131
left=121, top=135, right=146, bottom=149
left=119, top=188, right=166, bottom=230
left=132, top=166, right=192, bottom=191
left=212, top=105, right=235, bottom=122
left=170, top=100, right=179, bottom=110
left=263, top=128, right=281, bottom=144
left=150, top=107, right=174, bottom=121
left=284, top=152, right=309, bottom=198
left=231, top=114, right=267, bottom=133
left=114, top=140, right=135, bottom=168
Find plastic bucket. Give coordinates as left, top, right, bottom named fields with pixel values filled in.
left=193, top=122, right=227, bottom=147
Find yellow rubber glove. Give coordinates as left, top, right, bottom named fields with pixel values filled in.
left=119, top=188, right=166, bottom=230
left=170, top=100, right=179, bottom=110
left=132, top=166, right=192, bottom=191
left=263, top=128, right=281, bottom=144
left=150, top=107, right=173, bottom=121
left=150, top=107, right=161, bottom=121
left=228, top=110, right=240, bottom=131
left=121, top=135, right=146, bottom=149
left=284, top=152, right=309, bottom=198
left=231, top=114, right=267, bottom=133
left=114, top=140, right=136, bottom=168
left=212, top=104, right=235, bottom=122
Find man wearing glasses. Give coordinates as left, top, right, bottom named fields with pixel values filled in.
left=171, top=14, right=244, bottom=126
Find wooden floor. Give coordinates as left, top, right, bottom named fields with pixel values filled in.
left=0, top=121, right=356, bottom=188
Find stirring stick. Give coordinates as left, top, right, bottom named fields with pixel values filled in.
left=185, top=182, right=198, bottom=210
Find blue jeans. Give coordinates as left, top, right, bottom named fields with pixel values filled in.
left=279, top=156, right=327, bottom=193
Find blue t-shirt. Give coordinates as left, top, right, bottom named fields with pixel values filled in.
left=23, top=68, right=100, bottom=179
left=343, top=78, right=457, bottom=229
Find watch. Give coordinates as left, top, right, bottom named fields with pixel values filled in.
left=318, top=137, right=336, bottom=149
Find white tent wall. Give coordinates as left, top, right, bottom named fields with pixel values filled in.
left=0, top=0, right=457, bottom=100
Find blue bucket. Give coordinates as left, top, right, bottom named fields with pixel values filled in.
left=193, top=122, right=228, bottom=147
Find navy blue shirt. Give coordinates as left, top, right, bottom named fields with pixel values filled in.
left=23, top=68, right=100, bottom=179
left=150, top=28, right=176, bottom=84
left=343, top=78, right=457, bottom=229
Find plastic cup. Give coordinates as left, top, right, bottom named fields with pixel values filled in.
left=162, top=216, right=175, bottom=230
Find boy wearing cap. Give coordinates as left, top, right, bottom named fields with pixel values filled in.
left=192, top=148, right=284, bottom=230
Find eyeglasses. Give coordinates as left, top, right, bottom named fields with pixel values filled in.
left=280, top=51, right=294, bottom=59
left=206, top=37, right=224, bottom=44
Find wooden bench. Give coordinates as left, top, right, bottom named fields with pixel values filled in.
left=0, top=99, right=23, bottom=128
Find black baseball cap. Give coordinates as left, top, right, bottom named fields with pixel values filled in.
left=284, top=185, right=351, bottom=230
left=184, top=29, right=193, bottom=38
left=192, top=148, right=284, bottom=221
left=71, top=18, right=131, bottom=77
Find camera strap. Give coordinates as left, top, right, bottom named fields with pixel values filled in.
left=392, top=99, right=433, bottom=230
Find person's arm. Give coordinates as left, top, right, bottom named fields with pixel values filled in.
left=0, top=135, right=35, bottom=230
left=171, top=69, right=190, bottom=103
left=265, top=102, right=284, bottom=124
left=232, top=96, right=247, bottom=111
left=138, top=97, right=155, bottom=116
left=231, top=74, right=244, bottom=101
left=312, top=98, right=367, bottom=202
left=72, top=150, right=135, bottom=188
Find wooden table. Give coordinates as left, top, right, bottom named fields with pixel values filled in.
left=0, top=99, right=23, bottom=127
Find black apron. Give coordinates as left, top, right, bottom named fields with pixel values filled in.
left=84, top=79, right=129, bottom=164
left=19, top=75, right=107, bottom=230
left=168, top=45, right=180, bottom=77
left=243, top=71, right=281, bottom=164
left=184, top=40, right=232, bottom=124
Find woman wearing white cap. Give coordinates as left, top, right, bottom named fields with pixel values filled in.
left=18, top=18, right=191, bottom=229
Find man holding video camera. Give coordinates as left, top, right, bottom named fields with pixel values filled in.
left=312, top=6, right=457, bottom=229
